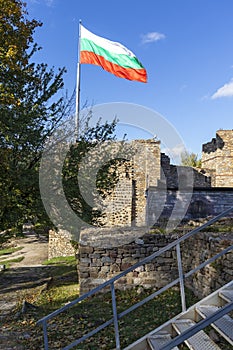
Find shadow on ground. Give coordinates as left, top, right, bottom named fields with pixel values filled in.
left=0, top=266, right=54, bottom=295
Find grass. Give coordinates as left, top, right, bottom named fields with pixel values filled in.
left=1, top=254, right=232, bottom=349
left=0, top=256, right=24, bottom=268
left=202, top=224, right=233, bottom=233
left=42, top=255, right=76, bottom=265
left=0, top=246, right=23, bottom=256
left=36, top=287, right=193, bottom=349
left=2, top=251, right=200, bottom=350
left=0, top=245, right=24, bottom=268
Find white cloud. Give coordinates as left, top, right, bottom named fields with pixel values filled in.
left=28, top=0, right=55, bottom=6
left=179, top=84, right=187, bottom=92
left=201, top=94, right=210, bottom=101
left=161, top=143, right=186, bottom=164
left=141, top=32, right=166, bottom=44
left=45, top=0, right=55, bottom=6
left=211, top=79, right=233, bottom=99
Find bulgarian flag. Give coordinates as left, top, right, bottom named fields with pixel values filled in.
left=80, top=24, right=147, bottom=83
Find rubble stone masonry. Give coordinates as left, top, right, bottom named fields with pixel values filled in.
left=202, top=130, right=233, bottom=187
left=78, top=227, right=233, bottom=298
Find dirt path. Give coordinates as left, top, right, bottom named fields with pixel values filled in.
left=7, top=233, right=48, bottom=268
left=0, top=233, right=50, bottom=349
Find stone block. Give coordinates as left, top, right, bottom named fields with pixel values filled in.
left=133, top=278, right=143, bottom=285
left=89, top=253, right=100, bottom=258
left=134, top=266, right=145, bottom=273
left=80, top=258, right=91, bottom=264
left=121, top=263, right=133, bottom=270
left=110, top=263, right=121, bottom=273
left=101, top=256, right=112, bottom=263
left=80, top=246, right=94, bottom=254
left=79, top=272, right=89, bottom=278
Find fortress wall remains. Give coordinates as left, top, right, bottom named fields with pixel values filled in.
left=202, top=130, right=233, bottom=187
left=147, top=187, right=233, bottom=224
left=100, top=139, right=161, bottom=227
left=78, top=227, right=233, bottom=298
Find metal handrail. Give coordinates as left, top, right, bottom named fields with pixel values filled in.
left=37, top=206, right=233, bottom=349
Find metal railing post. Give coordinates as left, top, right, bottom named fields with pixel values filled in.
left=42, top=321, right=49, bottom=350
left=111, top=282, right=121, bottom=350
left=176, top=243, right=186, bottom=312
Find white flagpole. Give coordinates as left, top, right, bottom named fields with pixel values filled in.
left=75, top=20, right=81, bottom=141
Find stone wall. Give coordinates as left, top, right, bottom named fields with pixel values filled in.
left=99, top=139, right=161, bottom=227
left=202, top=130, right=233, bottom=187
left=79, top=228, right=177, bottom=295
left=183, top=231, right=233, bottom=298
left=132, top=140, right=161, bottom=225
left=48, top=229, right=76, bottom=259
left=100, top=164, right=133, bottom=227
left=161, top=153, right=211, bottom=188
left=147, top=187, right=233, bottom=225
left=78, top=227, right=233, bottom=298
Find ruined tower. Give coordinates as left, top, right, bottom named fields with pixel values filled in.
left=202, top=130, right=233, bottom=187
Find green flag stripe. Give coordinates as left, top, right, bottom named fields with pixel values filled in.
left=80, top=38, right=144, bottom=70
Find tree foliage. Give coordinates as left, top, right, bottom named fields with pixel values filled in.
left=0, top=1, right=119, bottom=231
left=62, top=118, right=127, bottom=228
left=181, top=151, right=201, bottom=168
left=0, top=0, right=67, bottom=229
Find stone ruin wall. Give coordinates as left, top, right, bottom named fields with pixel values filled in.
left=48, top=133, right=233, bottom=300
left=147, top=188, right=233, bottom=224
left=99, top=139, right=212, bottom=229
left=78, top=228, right=177, bottom=295
left=78, top=227, right=233, bottom=298
left=48, top=133, right=233, bottom=259
left=160, top=153, right=211, bottom=189
left=202, top=130, right=233, bottom=187
left=48, top=229, right=76, bottom=259
left=131, top=139, right=161, bottom=225
left=99, top=139, right=161, bottom=227
left=99, top=164, right=133, bottom=227
left=48, top=226, right=233, bottom=299
left=183, top=231, right=233, bottom=298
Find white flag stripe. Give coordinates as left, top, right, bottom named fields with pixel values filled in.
left=80, top=25, right=135, bottom=57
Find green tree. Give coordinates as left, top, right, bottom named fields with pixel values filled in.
left=0, top=0, right=120, bottom=232
left=0, top=0, right=66, bottom=230
left=181, top=151, right=201, bottom=168
left=62, top=118, right=127, bottom=228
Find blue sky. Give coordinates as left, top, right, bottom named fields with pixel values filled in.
left=27, top=0, right=233, bottom=159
